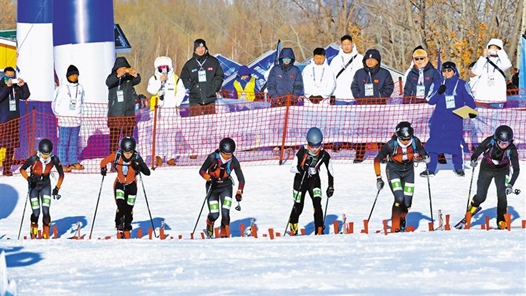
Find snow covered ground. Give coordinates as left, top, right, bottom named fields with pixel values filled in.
left=1, top=160, right=525, bottom=295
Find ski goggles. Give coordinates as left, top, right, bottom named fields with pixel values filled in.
left=220, top=151, right=232, bottom=159
left=497, top=140, right=511, bottom=147
left=308, top=142, right=322, bottom=149
left=38, top=151, right=51, bottom=158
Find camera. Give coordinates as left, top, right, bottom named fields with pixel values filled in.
left=488, top=50, right=497, bottom=56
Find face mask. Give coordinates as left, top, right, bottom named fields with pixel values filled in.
left=282, top=58, right=292, bottom=64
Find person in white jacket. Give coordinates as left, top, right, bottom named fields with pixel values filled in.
left=471, top=38, right=512, bottom=104
left=302, top=47, right=335, bottom=106
left=329, top=35, right=363, bottom=101
left=147, top=56, right=186, bottom=166
left=52, top=65, right=85, bottom=172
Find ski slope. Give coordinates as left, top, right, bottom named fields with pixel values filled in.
left=1, top=161, right=525, bottom=295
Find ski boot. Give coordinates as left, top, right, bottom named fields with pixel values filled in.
left=399, top=217, right=406, bottom=232
left=30, top=222, right=38, bottom=239
left=220, top=226, right=229, bottom=238
left=498, top=221, right=507, bottom=230
left=43, top=224, right=50, bottom=239
left=289, top=223, right=299, bottom=236
left=206, top=219, right=214, bottom=238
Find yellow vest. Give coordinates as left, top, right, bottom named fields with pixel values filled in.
left=233, top=77, right=256, bottom=101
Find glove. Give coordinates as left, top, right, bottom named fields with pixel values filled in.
left=235, top=190, right=243, bottom=202
left=28, top=175, right=38, bottom=189
left=326, top=186, right=334, bottom=198
left=423, top=155, right=431, bottom=164
left=505, top=184, right=513, bottom=195
left=52, top=187, right=61, bottom=200
left=376, top=177, right=385, bottom=191
left=100, top=167, right=107, bottom=176
left=131, top=160, right=140, bottom=171
left=437, top=84, right=447, bottom=95
left=470, top=159, right=478, bottom=168
left=308, top=167, right=317, bottom=176
left=297, top=164, right=309, bottom=174
left=468, top=113, right=477, bottom=119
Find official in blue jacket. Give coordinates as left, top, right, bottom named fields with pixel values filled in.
left=267, top=47, right=304, bottom=106
left=420, top=61, right=476, bottom=177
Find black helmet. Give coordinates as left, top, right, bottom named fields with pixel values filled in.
left=306, top=127, right=323, bottom=147
left=219, top=137, right=236, bottom=154
left=38, top=139, right=53, bottom=154
left=120, top=136, right=136, bottom=152
left=494, top=125, right=513, bottom=142
left=395, top=121, right=414, bottom=141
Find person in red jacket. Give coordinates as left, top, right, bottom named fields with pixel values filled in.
left=100, top=136, right=150, bottom=237
left=20, top=139, right=65, bottom=239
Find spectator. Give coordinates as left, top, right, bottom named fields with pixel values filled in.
left=0, top=66, right=31, bottom=176
left=267, top=47, right=304, bottom=107
left=329, top=34, right=363, bottom=101
left=52, top=65, right=85, bottom=172
left=507, top=67, right=519, bottom=95
left=147, top=56, right=186, bottom=167
left=511, top=67, right=519, bottom=89
left=403, top=47, right=440, bottom=103
left=233, top=65, right=259, bottom=101
left=420, top=61, right=476, bottom=177
left=467, top=61, right=478, bottom=98
left=351, top=49, right=394, bottom=163
left=180, top=39, right=224, bottom=116
left=106, top=57, right=141, bottom=155
left=302, top=47, right=335, bottom=106
left=471, top=38, right=512, bottom=104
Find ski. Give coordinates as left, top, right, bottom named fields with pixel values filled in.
left=454, top=207, right=482, bottom=229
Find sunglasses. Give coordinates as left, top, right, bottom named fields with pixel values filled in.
left=157, top=65, right=169, bottom=73
left=442, top=69, right=454, bottom=72
left=414, top=57, right=426, bottom=61
left=220, top=151, right=232, bottom=158
left=308, top=142, right=322, bottom=149
left=497, top=140, right=511, bottom=146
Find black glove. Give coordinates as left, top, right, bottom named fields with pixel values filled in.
left=131, top=160, right=140, bottom=171
left=468, top=113, right=477, bottom=119
left=376, top=177, right=385, bottom=191
left=326, top=186, right=334, bottom=198
left=235, top=190, right=243, bottom=202
left=423, top=155, right=431, bottom=164
left=100, top=167, right=107, bottom=176
left=52, top=187, right=61, bottom=200
left=437, top=84, right=447, bottom=95
left=28, top=175, right=38, bottom=189
left=470, top=159, right=478, bottom=168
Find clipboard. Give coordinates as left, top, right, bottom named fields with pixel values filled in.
left=453, top=105, right=478, bottom=119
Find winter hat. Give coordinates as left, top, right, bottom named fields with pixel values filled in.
left=487, top=38, right=503, bottom=50
left=468, top=61, right=476, bottom=68
left=340, top=35, right=353, bottom=42
left=363, top=49, right=381, bottom=62
left=194, top=39, right=207, bottom=51
left=412, top=49, right=427, bottom=58
left=237, top=65, right=251, bottom=76
left=66, top=65, right=79, bottom=77
left=442, top=61, right=457, bottom=71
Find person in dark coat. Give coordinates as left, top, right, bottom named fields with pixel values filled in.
left=403, top=47, right=441, bottom=103
left=420, top=61, right=476, bottom=177
left=105, top=57, right=141, bottom=154
left=350, top=49, right=394, bottom=163
left=0, top=66, right=31, bottom=176
left=267, top=47, right=304, bottom=107
left=180, top=39, right=224, bottom=116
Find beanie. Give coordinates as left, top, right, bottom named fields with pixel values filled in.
left=194, top=39, right=207, bottom=51
left=442, top=61, right=457, bottom=71
left=66, top=65, right=79, bottom=77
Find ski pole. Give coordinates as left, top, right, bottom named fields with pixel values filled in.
left=367, top=189, right=381, bottom=222
left=89, top=175, right=105, bottom=239
left=322, top=195, right=330, bottom=234
left=191, top=182, right=213, bottom=236
left=138, top=173, right=157, bottom=238
left=465, top=166, right=476, bottom=211
left=17, top=188, right=31, bottom=239
left=425, top=165, right=434, bottom=223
